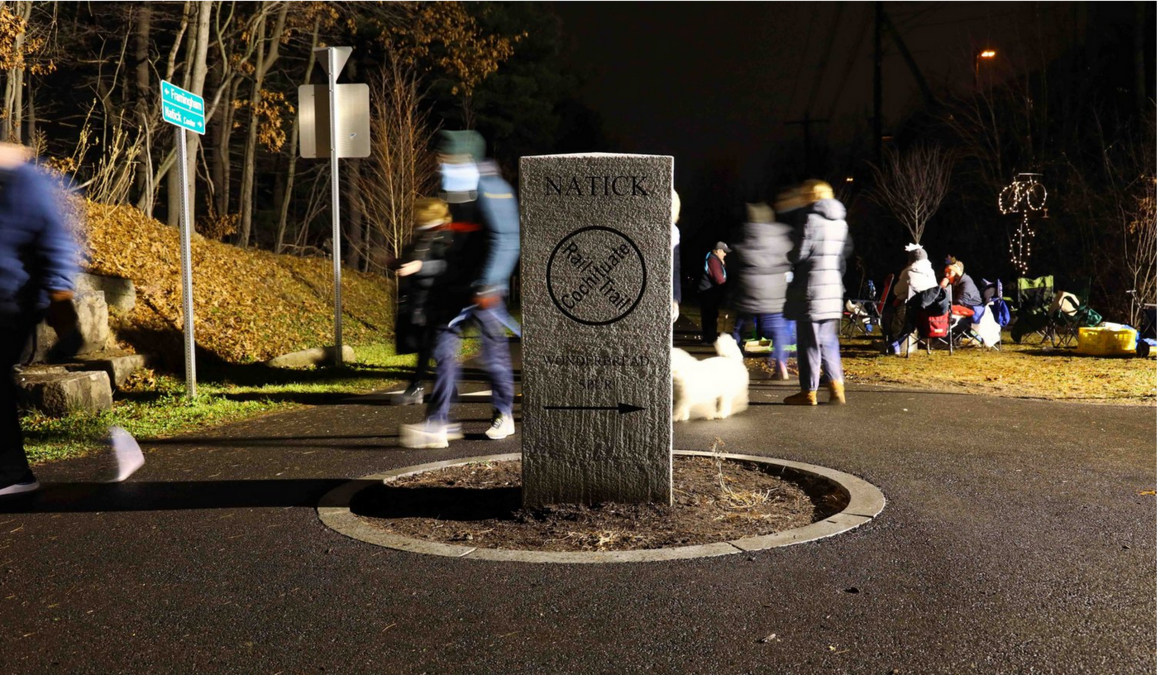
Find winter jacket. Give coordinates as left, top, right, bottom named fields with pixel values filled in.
left=433, top=163, right=519, bottom=320
left=785, top=198, right=851, bottom=322
left=697, top=252, right=727, bottom=292
left=950, top=273, right=981, bottom=309
left=0, top=162, right=78, bottom=316
left=397, top=227, right=451, bottom=325
left=733, top=219, right=793, bottom=315
left=428, top=220, right=488, bottom=324
left=894, top=259, right=936, bottom=302
left=475, top=167, right=520, bottom=296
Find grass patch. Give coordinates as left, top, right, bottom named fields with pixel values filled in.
left=836, top=336, right=1156, bottom=405
left=21, top=342, right=444, bottom=465
left=680, top=303, right=1156, bottom=404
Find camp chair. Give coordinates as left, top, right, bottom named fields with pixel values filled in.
left=841, top=280, right=879, bottom=338
left=894, top=286, right=952, bottom=356
left=1046, top=290, right=1102, bottom=348
left=1136, top=304, right=1157, bottom=358
left=1009, top=275, right=1055, bottom=343
left=951, top=279, right=1005, bottom=350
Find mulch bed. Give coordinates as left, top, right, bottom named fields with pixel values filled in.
left=351, top=456, right=846, bottom=552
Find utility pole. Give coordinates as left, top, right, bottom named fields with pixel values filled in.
left=873, top=1, right=883, bottom=163
left=783, top=114, right=830, bottom=174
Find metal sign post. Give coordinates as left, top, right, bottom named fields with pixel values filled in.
left=161, top=80, right=205, bottom=399
left=326, top=48, right=344, bottom=366
left=299, top=47, right=369, bottom=367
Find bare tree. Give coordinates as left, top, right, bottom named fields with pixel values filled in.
left=868, top=144, right=956, bottom=244
left=1121, top=174, right=1156, bottom=326
left=356, top=53, right=436, bottom=274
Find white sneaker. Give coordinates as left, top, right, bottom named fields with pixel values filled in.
left=485, top=410, right=515, bottom=440
left=104, top=426, right=145, bottom=483
left=0, top=474, right=39, bottom=497
left=400, top=422, right=449, bottom=449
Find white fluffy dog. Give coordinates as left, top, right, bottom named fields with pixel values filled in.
left=671, top=334, right=750, bottom=421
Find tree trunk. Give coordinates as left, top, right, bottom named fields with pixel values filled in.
left=134, top=2, right=153, bottom=214
left=25, top=73, right=34, bottom=145
left=237, top=2, right=289, bottom=248
left=167, top=2, right=198, bottom=226
left=275, top=14, right=320, bottom=254
left=184, top=2, right=212, bottom=221
left=215, top=76, right=241, bottom=217
left=346, top=160, right=364, bottom=269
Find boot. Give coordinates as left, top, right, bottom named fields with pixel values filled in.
left=828, top=381, right=846, bottom=405
left=783, top=390, right=818, bottom=406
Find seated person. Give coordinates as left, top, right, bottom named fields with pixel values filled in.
left=939, top=258, right=982, bottom=320
left=884, top=244, right=936, bottom=354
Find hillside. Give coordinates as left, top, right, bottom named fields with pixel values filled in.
left=81, top=202, right=393, bottom=364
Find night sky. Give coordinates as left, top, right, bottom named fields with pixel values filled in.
left=553, top=2, right=1091, bottom=228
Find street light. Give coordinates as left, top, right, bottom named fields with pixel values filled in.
left=975, top=49, right=997, bottom=86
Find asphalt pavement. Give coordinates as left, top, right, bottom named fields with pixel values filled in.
left=0, top=329, right=1155, bottom=674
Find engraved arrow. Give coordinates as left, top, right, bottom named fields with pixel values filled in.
left=544, top=403, right=645, bottom=415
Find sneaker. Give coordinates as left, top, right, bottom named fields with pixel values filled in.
left=392, top=383, right=425, bottom=406
left=0, top=472, right=40, bottom=497
left=104, top=426, right=145, bottom=483
left=485, top=410, right=515, bottom=440
left=399, top=421, right=449, bottom=449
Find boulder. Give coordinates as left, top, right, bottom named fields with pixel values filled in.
left=76, top=273, right=136, bottom=314
left=16, top=366, right=113, bottom=417
left=266, top=345, right=356, bottom=368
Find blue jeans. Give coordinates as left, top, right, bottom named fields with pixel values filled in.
left=734, top=313, right=792, bottom=368
left=796, top=319, right=843, bottom=391
left=425, top=306, right=514, bottom=425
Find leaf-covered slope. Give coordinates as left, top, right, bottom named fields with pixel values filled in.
left=82, top=202, right=392, bottom=363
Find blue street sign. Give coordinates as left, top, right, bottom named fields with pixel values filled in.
left=161, top=80, right=205, bottom=135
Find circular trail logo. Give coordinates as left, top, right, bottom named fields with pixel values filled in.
left=547, top=226, right=647, bottom=326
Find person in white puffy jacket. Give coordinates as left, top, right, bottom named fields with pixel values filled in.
left=893, top=244, right=936, bottom=302
left=884, top=244, right=936, bottom=355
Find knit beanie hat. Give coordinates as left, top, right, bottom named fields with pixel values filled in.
left=905, top=243, right=927, bottom=262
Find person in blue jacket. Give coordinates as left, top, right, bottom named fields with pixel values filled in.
left=400, top=131, right=519, bottom=449
left=0, top=144, right=145, bottom=496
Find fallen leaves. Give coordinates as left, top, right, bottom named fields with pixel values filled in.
left=78, top=201, right=392, bottom=363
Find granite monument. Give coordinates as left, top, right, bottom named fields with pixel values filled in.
left=519, top=154, right=674, bottom=507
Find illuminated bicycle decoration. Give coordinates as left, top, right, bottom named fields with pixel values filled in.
left=999, top=172, right=1047, bottom=274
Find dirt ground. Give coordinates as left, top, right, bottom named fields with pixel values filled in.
left=351, top=456, right=846, bottom=552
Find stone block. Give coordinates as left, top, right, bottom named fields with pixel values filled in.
left=16, top=367, right=113, bottom=417
left=68, top=352, right=152, bottom=390
left=519, top=154, right=674, bottom=507
left=265, top=345, right=356, bottom=368
left=31, top=290, right=111, bottom=362
left=76, top=273, right=136, bottom=314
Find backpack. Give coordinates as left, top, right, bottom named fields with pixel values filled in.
left=992, top=299, right=1011, bottom=327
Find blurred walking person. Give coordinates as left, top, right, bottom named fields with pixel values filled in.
left=697, top=241, right=730, bottom=343
left=784, top=180, right=851, bottom=406
left=391, top=198, right=453, bottom=406
left=400, top=131, right=519, bottom=449
left=0, top=144, right=142, bottom=496
left=731, top=202, right=794, bottom=380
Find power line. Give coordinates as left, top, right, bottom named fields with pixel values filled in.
left=781, top=6, right=816, bottom=123
left=825, top=5, right=872, bottom=120
left=803, top=1, right=846, bottom=118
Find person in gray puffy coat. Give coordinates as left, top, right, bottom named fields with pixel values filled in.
left=783, top=180, right=852, bottom=405
left=732, top=202, right=794, bottom=379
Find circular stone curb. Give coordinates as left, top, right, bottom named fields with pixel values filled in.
left=318, top=452, right=885, bottom=564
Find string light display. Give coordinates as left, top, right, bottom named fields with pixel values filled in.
left=998, top=173, right=1047, bottom=274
